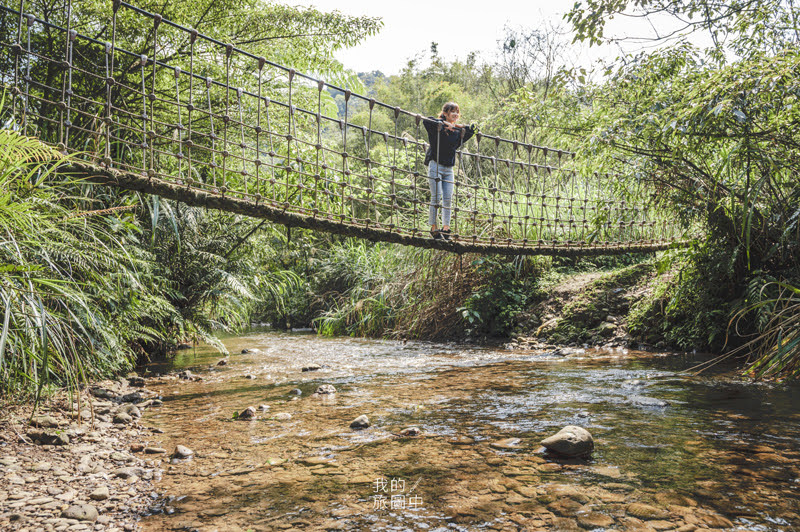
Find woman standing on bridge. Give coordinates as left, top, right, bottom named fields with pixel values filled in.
left=423, top=102, right=476, bottom=240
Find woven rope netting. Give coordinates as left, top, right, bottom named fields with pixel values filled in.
left=0, top=1, right=681, bottom=255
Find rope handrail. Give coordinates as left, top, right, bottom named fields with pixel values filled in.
left=0, top=0, right=683, bottom=256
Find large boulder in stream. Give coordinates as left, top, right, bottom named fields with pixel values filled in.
left=540, top=426, right=594, bottom=457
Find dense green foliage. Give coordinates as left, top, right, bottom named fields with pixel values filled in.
left=2, top=0, right=800, bottom=399
left=552, top=0, right=800, bottom=376
left=0, top=0, right=377, bottom=397
left=0, top=127, right=174, bottom=397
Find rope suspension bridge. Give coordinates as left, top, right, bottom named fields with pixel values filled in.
left=1, top=1, right=683, bottom=256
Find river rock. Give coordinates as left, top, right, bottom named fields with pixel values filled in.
left=302, top=364, right=321, bottom=372
left=113, top=412, right=133, bottom=424
left=289, top=388, right=302, bottom=396
left=598, top=322, right=617, bottom=337
left=241, top=348, right=261, bottom=354
left=577, top=512, right=614, bottom=528
left=275, top=413, right=292, bottom=421
left=258, top=404, right=270, bottom=411
left=29, top=431, right=70, bottom=446
left=120, top=391, right=146, bottom=404
left=238, top=406, right=256, bottom=419
left=89, top=487, right=110, bottom=501
left=144, top=447, right=167, bottom=454
left=398, top=426, right=421, bottom=437
left=173, top=445, right=193, bottom=459
left=628, top=395, right=669, bottom=408
left=314, top=384, right=336, bottom=395
left=547, top=498, right=582, bottom=517
left=61, top=504, right=99, bottom=522
left=540, top=426, right=594, bottom=457
left=350, top=415, right=370, bottom=429
left=113, top=467, right=145, bottom=479
left=29, top=415, right=60, bottom=428
left=216, top=359, right=228, bottom=366
left=118, top=404, right=141, bottom=418
left=30, top=461, right=52, bottom=472
left=128, top=376, right=146, bottom=387
left=490, top=438, right=522, bottom=450
left=626, top=502, right=669, bottom=520
left=90, top=387, right=117, bottom=400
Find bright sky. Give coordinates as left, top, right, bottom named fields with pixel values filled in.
left=290, top=0, right=666, bottom=75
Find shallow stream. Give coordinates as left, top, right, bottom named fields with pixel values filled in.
left=139, top=331, right=800, bottom=531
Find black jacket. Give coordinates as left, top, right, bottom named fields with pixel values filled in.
left=423, top=117, right=475, bottom=167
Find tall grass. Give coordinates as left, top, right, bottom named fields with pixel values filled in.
left=0, top=128, right=179, bottom=398
left=311, top=238, right=540, bottom=339
left=733, top=282, right=800, bottom=379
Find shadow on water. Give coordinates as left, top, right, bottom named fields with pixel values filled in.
left=138, top=330, right=800, bottom=531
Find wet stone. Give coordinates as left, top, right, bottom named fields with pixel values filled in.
left=548, top=498, right=583, bottom=517
left=490, top=438, right=521, bottom=450
left=577, top=512, right=614, bottom=529
left=650, top=520, right=679, bottom=530
left=350, top=415, right=370, bottom=430
left=627, top=502, right=670, bottom=520
left=238, top=406, right=256, bottom=420
left=628, top=395, right=670, bottom=408
left=540, top=426, right=593, bottom=457
left=143, top=447, right=167, bottom=454
left=397, top=426, right=421, bottom=437
left=699, top=513, right=734, bottom=528
left=547, top=485, right=590, bottom=504
left=173, top=445, right=194, bottom=459
left=314, top=384, right=336, bottom=395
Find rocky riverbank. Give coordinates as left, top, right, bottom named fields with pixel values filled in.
left=0, top=377, right=170, bottom=532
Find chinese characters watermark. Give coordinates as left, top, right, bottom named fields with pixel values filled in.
left=372, top=477, right=424, bottom=511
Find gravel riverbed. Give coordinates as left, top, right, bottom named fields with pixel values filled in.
left=0, top=376, right=170, bottom=532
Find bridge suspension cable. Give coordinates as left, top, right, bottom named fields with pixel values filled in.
left=0, top=0, right=682, bottom=256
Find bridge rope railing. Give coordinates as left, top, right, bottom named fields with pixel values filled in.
left=0, top=0, right=682, bottom=256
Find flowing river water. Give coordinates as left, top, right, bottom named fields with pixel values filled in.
left=138, top=330, right=800, bottom=531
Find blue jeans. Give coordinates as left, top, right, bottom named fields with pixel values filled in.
left=428, top=161, right=454, bottom=227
